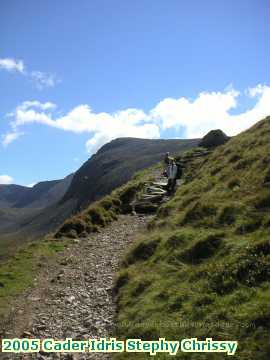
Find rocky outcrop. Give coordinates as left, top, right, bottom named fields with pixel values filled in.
left=199, top=129, right=229, bottom=149
left=131, top=181, right=168, bottom=214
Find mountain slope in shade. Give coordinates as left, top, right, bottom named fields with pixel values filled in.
left=62, top=137, right=199, bottom=211
left=0, top=174, right=74, bottom=261
left=0, top=174, right=74, bottom=210
left=15, top=174, right=74, bottom=209
left=0, top=185, right=30, bottom=208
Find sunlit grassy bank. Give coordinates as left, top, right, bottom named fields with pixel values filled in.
left=114, top=117, right=270, bottom=359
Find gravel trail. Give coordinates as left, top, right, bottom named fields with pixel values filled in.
left=1, top=214, right=149, bottom=360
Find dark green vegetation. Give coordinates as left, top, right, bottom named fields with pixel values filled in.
left=114, top=117, right=270, bottom=359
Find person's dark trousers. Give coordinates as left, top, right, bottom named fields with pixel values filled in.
left=171, top=179, right=177, bottom=193
left=167, top=179, right=176, bottom=194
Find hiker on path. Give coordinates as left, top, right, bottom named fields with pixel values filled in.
left=164, top=152, right=174, bottom=166
left=163, top=152, right=174, bottom=177
left=167, top=158, right=178, bottom=193
left=163, top=153, right=178, bottom=194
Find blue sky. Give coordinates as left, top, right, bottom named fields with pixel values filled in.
left=1, top=0, right=270, bottom=186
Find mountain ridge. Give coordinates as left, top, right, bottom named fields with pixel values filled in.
left=0, top=174, right=74, bottom=209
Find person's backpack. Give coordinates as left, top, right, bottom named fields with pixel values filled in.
left=175, top=162, right=182, bottom=179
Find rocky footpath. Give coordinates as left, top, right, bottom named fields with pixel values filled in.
left=1, top=151, right=213, bottom=360
left=131, top=180, right=169, bottom=214
left=1, top=215, right=150, bottom=360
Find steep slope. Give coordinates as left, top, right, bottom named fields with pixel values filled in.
left=0, top=199, right=76, bottom=262
left=0, top=185, right=30, bottom=208
left=114, top=117, right=270, bottom=359
left=15, top=174, right=74, bottom=209
left=0, top=175, right=73, bottom=261
left=0, top=174, right=73, bottom=209
left=62, top=137, right=199, bottom=211
left=0, top=174, right=73, bottom=236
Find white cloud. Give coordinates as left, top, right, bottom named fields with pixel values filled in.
left=226, top=85, right=270, bottom=135
left=8, top=102, right=160, bottom=153
left=0, top=175, right=13, bottom=185
left=247, top=84, right=268, bottom=98
left=150, top=85, right=270, bottom=137
left=0, top=58, right=24, bottom=73
left=151, top=89, right=240, bottom=138
left=9, top=101, right=57, bottom=129
left=0, top=57, right=58, bottom=90
left=27, top=182, right=37, bottom=188
left=3, top=84, right=270, bottom=153
left=30, top=71, right=58, bottom=90
left=2, top=131, right=24, bottom=147
left=19, top=100, right=57, bottom=111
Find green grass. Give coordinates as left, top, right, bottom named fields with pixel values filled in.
left=0, top=237, right=69, bottom=318
left=114, top=117, right=270, bottom=359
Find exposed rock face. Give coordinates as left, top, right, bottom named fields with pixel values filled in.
left=199, top=129, right=229, bottom=149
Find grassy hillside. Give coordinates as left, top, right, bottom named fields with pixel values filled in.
left=54, top=164, right=161, bottom=239
left=0, top=238, right=69, bottom=320
left=114, top=117, right=270, bottom=359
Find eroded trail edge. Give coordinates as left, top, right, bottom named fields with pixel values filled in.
left=2, top=214, right=149, bottom=360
